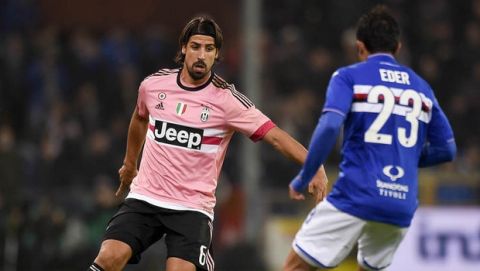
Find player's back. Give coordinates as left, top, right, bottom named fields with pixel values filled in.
left=325, top=54, right=439, bottom=227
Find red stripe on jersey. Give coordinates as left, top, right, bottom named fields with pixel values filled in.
left=250, top=120, right=276, bottom=142
left=202, top=136, right=222, bottom=145
left=148, top=123, right=155, bottom=131
left=354, top=93, right=368, bottom=100
left=353, top=93, right=430, bottom=113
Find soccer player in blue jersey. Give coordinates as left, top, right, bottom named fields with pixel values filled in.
left=283, top=5, right=456, bottom=271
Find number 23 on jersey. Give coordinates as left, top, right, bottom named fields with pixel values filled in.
left=363, top=85, right=431, bottom=148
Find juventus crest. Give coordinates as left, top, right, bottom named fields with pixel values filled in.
left=200, top=106, right=209, bottom=122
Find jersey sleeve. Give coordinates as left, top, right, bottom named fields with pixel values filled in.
left=322, top=68, right=354, bottom=116
left=224, top=88, right=276, bottom=142
left=136, top=80, right=149, bottom=118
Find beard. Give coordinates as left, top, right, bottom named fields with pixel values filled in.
left=187, top=60, right=211, bottom=81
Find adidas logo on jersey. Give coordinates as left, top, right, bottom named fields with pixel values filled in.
left=154, top=120, right=203, bottom=150
left=155, top=102, right=164, bottom=110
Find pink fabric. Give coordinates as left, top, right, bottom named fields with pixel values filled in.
left=129, top=69, right=273, bottom=218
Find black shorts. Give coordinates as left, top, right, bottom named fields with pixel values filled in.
left=103, top=198, right=214, bottom=271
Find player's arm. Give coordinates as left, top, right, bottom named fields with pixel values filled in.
left=116, top=106, right=148, bottom=197
left=290, top=69, right=351, bottom=197
left=418, top=140, right=456, bottom=167
left=418, top=99, right=456, bottom=167
left=262, top=127, right=328, bottom=201
left=262, top=126, right=307, bottom=165
left=290, top=111, right=344, bottom=193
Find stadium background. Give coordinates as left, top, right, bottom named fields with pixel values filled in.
left=0, top=0, right=479, bottom=270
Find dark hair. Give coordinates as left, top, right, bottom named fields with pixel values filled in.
left=174, top=16, right=223, bottom=64
left=356, top=5, right=400, bottom=54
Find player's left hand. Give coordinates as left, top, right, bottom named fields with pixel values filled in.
left=289, top=184, right=306, bottom=200
left=308, top=167, right=328, bottom=204
left=289, top=173, right=306, bottom=200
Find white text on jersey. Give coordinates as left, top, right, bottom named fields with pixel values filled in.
left=154, top=120, right=203, bottom=149
left=379, top=68, right=410, bottom=85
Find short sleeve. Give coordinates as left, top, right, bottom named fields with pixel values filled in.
left=322, top=69, right=354, bottom=116
left=224, top=88, right=276, bottom=142
left=137, top=81, right=148, bottom=118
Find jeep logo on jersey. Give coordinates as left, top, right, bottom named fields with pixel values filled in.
left=154, top=121, right=203, bottom=150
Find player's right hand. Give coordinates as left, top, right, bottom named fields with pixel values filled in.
left=308, top=167, right=328, bottom=204
left=116, top=164, right=138, bottom=198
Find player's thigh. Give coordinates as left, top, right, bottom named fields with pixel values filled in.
left=103, top=199, right=165, bottom=264
left=357, top=221, right=408, bottom=270
left=293, top=200, right=366, bottom=268
left=163, top=211, right=214, bottom=271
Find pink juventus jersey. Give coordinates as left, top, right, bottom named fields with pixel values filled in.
left=127, top=68, right=275, bottom=219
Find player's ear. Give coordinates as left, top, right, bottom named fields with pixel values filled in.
left=395, top=42, right=402, bottom=55
left=356, top=40, right=368, bottom=61
left=181, top=45, right=186, bottom=55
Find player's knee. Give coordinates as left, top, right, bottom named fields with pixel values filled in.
left=166, top=257, right=197, bottom=271
left=283, top=250, right=315, bottom=271
left=94, top=240, right=132, bottom=271
left=94, top=252, right=127, bottom=271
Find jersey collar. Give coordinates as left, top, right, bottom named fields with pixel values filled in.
left=176, top=69, right=214, bottom=91
left=367, top=53, right=397, bottom=63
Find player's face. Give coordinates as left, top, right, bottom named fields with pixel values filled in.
left=182, top=35, right=218, bottom=81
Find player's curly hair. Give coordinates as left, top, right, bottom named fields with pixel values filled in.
left=175, top=15, right=223, bottom=65
left=356, top=5, right=400, bottom=54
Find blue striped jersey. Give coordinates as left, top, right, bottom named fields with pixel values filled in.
left=324, top=54, right=454, bottom=227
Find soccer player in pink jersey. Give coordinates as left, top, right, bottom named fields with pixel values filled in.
left=87, top=16, right=328, bottom=271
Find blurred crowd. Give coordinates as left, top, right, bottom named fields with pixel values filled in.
left=260, top=0, right=480, bottom=184
left=0, top=0, right=479, bottom=270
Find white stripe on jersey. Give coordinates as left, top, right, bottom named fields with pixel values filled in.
left=353, top=84, right=433, bottom=111
left=146, top=130, right=220, bottom=153
left=354, top=84, right=404, bottom=96
left=200, top=144, right=220, bottom=153
left=147, top=115, right=225, bottom=153
left=351, top=102, right=431, bottom=123
left=149, top=116, right=227, bottom=138
left=203, top=128, right=227, bottom=137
